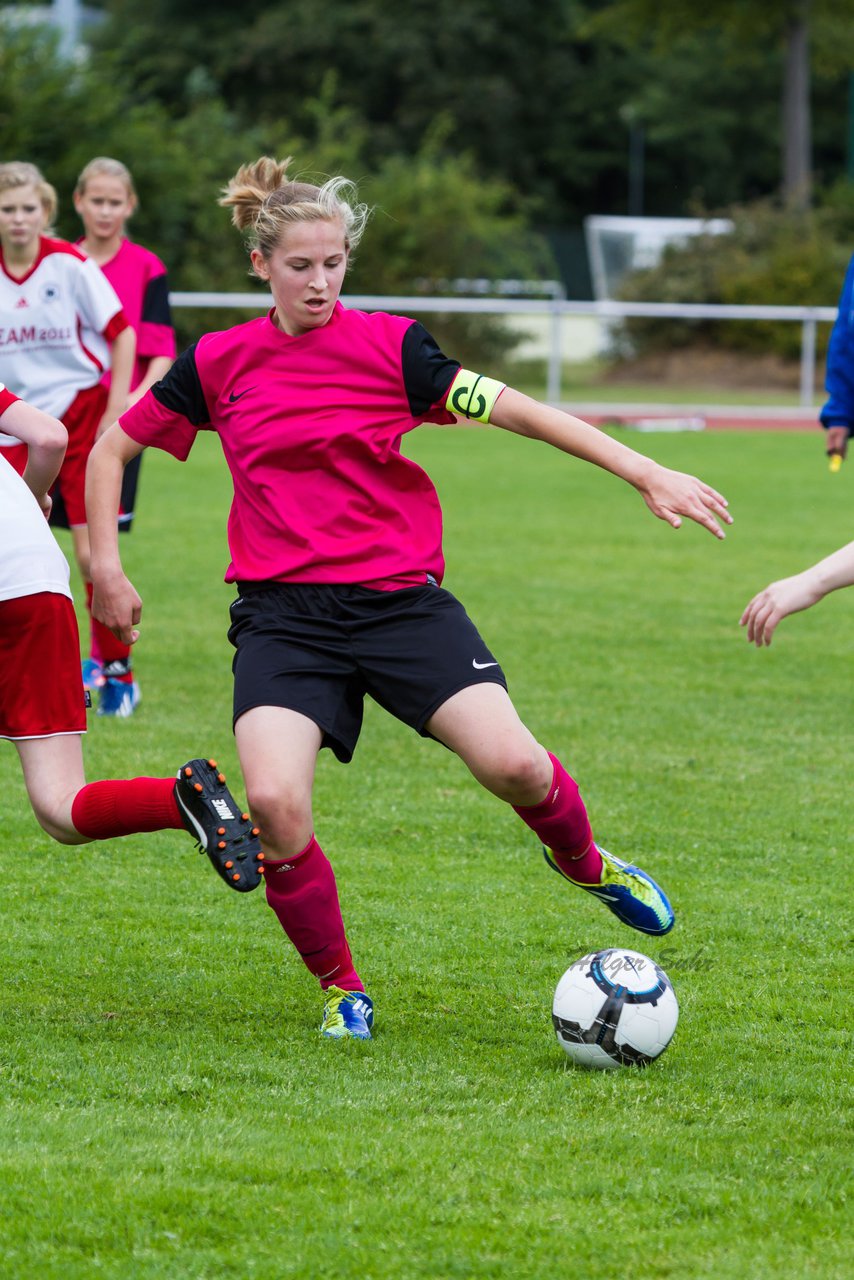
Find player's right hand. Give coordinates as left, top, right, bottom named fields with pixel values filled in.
left=91, top=572, right=142, bottom=646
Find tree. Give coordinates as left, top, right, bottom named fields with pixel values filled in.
left=584, top=0, right=854, bottom=209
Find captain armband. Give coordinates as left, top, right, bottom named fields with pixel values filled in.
left=446, top=368, right=506, bottom=424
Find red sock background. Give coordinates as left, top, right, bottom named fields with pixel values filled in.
left=71, top=777, right=182, bottom=838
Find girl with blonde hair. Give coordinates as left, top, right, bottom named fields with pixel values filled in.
left=0, top=160, right=137, bottom=716
left=88, top=157, right=731, bottom=1040
left=73, top=156, right=177, bottom=711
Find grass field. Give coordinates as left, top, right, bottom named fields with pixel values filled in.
left=1, top=426, right=852, bottom=1279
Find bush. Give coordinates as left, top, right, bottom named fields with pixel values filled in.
left=612, top=191, right=854, bottom=363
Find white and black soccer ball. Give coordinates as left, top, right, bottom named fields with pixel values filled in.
left=553, top=949, right=678, bottom=1069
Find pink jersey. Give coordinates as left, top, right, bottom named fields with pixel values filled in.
left=78, top=238, right=176, bottom=390
left=119, top=303, right=461, bottom=586
left=0, top=237, right=128, bottom=419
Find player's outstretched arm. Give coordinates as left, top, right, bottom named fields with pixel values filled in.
left=489, top=387, right=732, bottom=539
left=740, top=540, right=854, bottom=647
left=0, top=400, right=67, bottom=513
left=86, top=422, right=145, bottom=645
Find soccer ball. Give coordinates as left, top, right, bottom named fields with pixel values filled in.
left=552, top=949, right=678, bottom=1069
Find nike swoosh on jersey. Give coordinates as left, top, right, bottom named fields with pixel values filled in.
left=228, top=386, right=256, bottom=402
left=472, top=659, right=499, bottom=669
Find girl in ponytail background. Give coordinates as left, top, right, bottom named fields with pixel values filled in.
left=73, top=157, right=177, bottom=711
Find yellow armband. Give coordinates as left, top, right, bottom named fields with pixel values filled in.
left=446, top=368, right=505, bottom=424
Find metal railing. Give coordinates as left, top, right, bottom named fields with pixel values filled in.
left=169, top=292, right=839, bottom=408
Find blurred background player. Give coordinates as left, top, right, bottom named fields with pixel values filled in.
left=0, top=160, right=138, bottom=717
left=0, top=382, right=263, bottom=887
left=820, top=252, right=854, bottom=469
left=86, top=157, right=732, bottom=1042
left=73, top=157, right=177, bottom=698
left=740, top=539, right=854, bottom=645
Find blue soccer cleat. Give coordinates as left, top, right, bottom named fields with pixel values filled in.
left=320, top=987, right=374, bottom=1040
left=544, top=844, right=675, bottom=936
left=97, top=677, right=141, bottom=717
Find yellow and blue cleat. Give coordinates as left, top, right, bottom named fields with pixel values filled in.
left=544, top=844, right=675, bottom=936
left=320, top=987, right=374, bottom=1040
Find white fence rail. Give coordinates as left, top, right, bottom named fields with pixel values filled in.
left=169, top=292, right=840, bottom=408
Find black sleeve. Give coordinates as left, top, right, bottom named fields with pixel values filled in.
left=141, top=272, right=174, bottom=326
left=151, top=343, right=210, bottom=425
left=401, top=321, right=460, bottom=416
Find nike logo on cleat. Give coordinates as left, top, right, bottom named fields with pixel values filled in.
left=472, top=659, right=499, bottom=669
left=212, top=798, right=235, bottom=820
left=585, top=887, right=620, bottom=903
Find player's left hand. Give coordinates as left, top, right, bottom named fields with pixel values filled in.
left=638, top=466, right=732, bottom=539
left=825, top=427, right=849, bottom=460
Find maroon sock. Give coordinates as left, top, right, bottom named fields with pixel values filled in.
left=512, top=752, right=603, bottom=882
left=263, top=836, right=363, bottom=991
left=71, top=777, right=182, bottom=839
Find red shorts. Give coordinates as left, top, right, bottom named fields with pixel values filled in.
left=55, top=384, right=108, bottom=527
left=0, top=592, right=88, bottom=738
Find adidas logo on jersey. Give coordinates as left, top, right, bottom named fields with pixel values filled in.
left=14, top=298, right=28, bottom=309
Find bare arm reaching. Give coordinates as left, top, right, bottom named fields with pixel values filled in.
left=740, top=540, right=854, bottom=646
left=86, top=422, right=145, bottom=644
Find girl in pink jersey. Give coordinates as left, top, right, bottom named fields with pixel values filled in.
left=87, top=157, right=733, bottom=1041
left=73, top=157, right=178, bottom=712
left=0, top=384, right=262, bottom=886
left=0, top=161, right=139, bottom=718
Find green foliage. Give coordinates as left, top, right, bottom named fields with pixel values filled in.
left=1, top=429, right=852, bottom=1277
left=613, top=190, right=854, bottom=361
left=86, top=0, right=854, bottom=225
left=0, top=26, right=551, bottom=362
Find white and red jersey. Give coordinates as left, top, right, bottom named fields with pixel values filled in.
left=78, top=238, right=176, bottom=391
left=0, top=236, right=129, bottom=420
left=0, top=387, right=72, bottom=603
left=119, top=303, right=462, bottom=587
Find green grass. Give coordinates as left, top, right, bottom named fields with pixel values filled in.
left=1, top=428, right=851, bottom=1278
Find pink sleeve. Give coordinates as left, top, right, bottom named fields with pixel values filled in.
left=119, top=392, right=200, bottom=462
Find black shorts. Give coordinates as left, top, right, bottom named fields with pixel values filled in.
left=227, top=582, right=507, bottom=762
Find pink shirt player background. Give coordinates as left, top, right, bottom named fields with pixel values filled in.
left=79, top=237, right=176, bottom=393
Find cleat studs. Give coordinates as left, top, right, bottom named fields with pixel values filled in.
left=251, top=827, right=260, bottom=836
left=224, top=860, right=234, bottom=869
left=258, top=864, right=265, bottom=874
left=184, top=766, right=193, bottom=777
left=194, top=782, right=203, bottom=793
left=208, top=759, right=217, bottom=768
left=256, top=852, right=265, bottom=861
left=217, top=773, right=226, bottom=783
left=241, top=813, right=249, bottom=822
left=217, top=841, right=227, bottom=850
left=217, top=827, right=226, bottom=836
left=232, top=873, right=240, bottom=882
